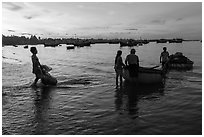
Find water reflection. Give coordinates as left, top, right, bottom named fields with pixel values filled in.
left=115, top=81, right=164, bottom=117
left=31, top=86, right=53, bottom=135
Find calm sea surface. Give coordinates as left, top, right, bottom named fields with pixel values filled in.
left=2, top=41, right=202, bottom=135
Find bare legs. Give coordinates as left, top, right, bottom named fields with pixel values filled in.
left=116, top=74, right=123, bottom=88
left=31, top=75, right=40, bottom=87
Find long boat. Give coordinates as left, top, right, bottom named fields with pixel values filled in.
left=122, top=67, right=164, bottom=84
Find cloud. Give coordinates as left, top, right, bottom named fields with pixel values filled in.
left=24, top=14, right=39, bottom=20
left=151, top=19, right=166, bottom=25
left=24, top=16, right=33, bottom=20
left=21, top=33, right=32, bottom=35
left=8, top=29, right=15, bottom=32
left=3, top=2, right=23, bottom=11
left=125, top=28, right=138, bottom=31
left=176, top=18, right=183, bottom=21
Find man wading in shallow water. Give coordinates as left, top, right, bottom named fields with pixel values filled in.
left=30, top=47, right=43, bottom=87
left=160, top=47, right=169, bottom=69
left=125, top=49, right=139, bottom=78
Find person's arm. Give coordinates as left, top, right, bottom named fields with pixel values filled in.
left=37, top=58, right=42, bottom=66
left=137, top=56, right=139, bottom=67
left=160, top=53, right=162, bottom=63
left=120, top=57, right=125, bottom=67
left=125, top=56, right=128, bottom=66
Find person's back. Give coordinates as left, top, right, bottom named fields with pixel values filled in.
left=160, top=47, right=169, bottom=69
left=125, top=49, right=139, bottom=77
left=160, top=47, right=169, bottom=71
left=161, top=51, right=169, bottom=62
left=126, top=54, right=139, bottom=65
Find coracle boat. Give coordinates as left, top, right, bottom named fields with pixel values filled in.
left=41, top=65, right=57, bottom=85
left=168, top=52, right=193, bottom=70
left=122, top=67, right=164, bottom=84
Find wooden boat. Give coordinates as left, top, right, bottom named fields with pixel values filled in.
left=44, top=43, right=59, bottom=47
left=122, top=67, right=164, bottom=84
left=168, top=52, right=193, bottom=70
left=24, top=45, right=28, bottom=49
left=138, top=43, right=143, bottom=46
left=66, top=46, right=75, bottom=50
left=41, top=73, right=57, bottom=85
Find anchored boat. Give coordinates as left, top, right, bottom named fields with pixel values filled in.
left=122, top=67, right=164, bottom=84
left=168, top=52, right=193, bottom=70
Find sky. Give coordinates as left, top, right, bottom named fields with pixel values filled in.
left=2, top=2, right=202, bottom=40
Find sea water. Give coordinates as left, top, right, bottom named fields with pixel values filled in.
left=2, top=41, right=202, bottom=135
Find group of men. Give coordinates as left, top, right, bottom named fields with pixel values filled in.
left=114, top=47, right=169, bottom=88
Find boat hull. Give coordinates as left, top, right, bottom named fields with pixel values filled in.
left=168, top=63, right=193, bottom=70
left=122, top=67, right=163, bottom=84
left=168, top=52, right=194, bottom=70
left=41, top=73, right=57, bottom=85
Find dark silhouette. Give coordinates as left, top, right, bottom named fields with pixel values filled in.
left=160, top=47, right=169, bottom=69
left=125, top=49, right=139, bottom=77
left=114, top=50, right=125, bottom=88
left=30, top=47, right=43, bottom=86
left=2, top=34, right=197, bottom=48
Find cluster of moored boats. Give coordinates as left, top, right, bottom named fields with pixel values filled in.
left=122, top=52, right=194, bottom=84
left=44, top=40, right=92, bottom=50
left=119, top=38, right=184, bottom=47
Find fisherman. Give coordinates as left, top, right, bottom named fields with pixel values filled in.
left=125, top=49, right=139, bottom=77
left=30, top=47, right=43, bottom=86
left=160, top=47, right=169, bottom=69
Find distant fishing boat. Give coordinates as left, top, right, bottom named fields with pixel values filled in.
left=138, top=43, right=143, bottom=46
left=44, top=43, right=59, bottom=47
left=122, top=67, right=164, bottom=84
left=24, top=45, right=28, bottom=49
left=66, top=45, right=75, bottom=50
left=168, top=38, right=183, bottom=43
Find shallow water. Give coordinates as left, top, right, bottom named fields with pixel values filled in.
left=2, top=41, right=202, bottom=135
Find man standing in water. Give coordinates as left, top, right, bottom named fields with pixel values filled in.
left=30, top=47, right=43, bottom=86
left=160, top=47, right=169, bottom=69
left=125, top=49, right=139, bottom=77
